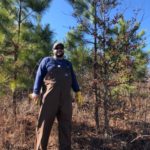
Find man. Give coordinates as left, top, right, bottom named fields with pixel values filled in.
left=31, top=42, right=83, bottom=150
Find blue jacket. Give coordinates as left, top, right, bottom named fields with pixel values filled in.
left=33, top=57, right=80, bottom=94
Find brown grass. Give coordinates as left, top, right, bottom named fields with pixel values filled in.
left=1, top=91, right=150, bottom=150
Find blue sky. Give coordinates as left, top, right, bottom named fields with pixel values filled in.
left=41, top=0, right=150, bottom=51
left=41, top=0, right=76, bottom=41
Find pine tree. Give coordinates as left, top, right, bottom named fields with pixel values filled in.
left=67, top=0, right=149, bottom=134
left=0, top=0, right=53, bottom=115
left=65, top=29, right=93, bottom=92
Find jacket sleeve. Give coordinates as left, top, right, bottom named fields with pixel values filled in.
left=33, top=58, right=47, bottom=94
left=70, top=63, right=80, bottom=92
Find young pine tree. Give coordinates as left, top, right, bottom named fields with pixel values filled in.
left=67, top=0, right=149, bottom=135
left=0, top=0, right=53, bottom=115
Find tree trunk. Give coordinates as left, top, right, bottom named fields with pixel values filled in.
left=93, top=1, right=100, bottom=133
left=12, top=0, right=22, bottom=116
left=103, top=86, right=109, bottom=135
left=103, top=63, right=109, bottom=136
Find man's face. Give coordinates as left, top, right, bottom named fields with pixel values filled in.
left=53, top=45, right=64, bottom=58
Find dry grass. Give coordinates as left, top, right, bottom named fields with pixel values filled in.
left=1, top=93, right=150, bottom=150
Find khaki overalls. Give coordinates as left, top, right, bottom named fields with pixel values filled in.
left=35, top=63, right=72, bottom=150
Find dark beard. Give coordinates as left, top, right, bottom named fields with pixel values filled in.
left=56, top=52, right=64, bottom=58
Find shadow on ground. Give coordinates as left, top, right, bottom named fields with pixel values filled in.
left=72, top=121, right=150, bottom=150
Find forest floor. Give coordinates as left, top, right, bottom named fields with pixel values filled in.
left=1, top=96, right=150, bottom=150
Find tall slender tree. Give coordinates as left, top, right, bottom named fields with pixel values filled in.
left=67, top=0, right=149, bottom=134
left=0, top=0, right=53, bottom=114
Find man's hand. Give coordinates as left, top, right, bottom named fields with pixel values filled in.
left=75, top=91, right=83, bottom=107
left=29, top=93, right=39, bottom=105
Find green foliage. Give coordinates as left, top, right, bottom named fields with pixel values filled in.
left=67, top=0, right=149, bottom=97
left=0, top=0, right=53, bottom=95
left=25, top=0, right=52, bottom=14
left=65, top=28, right=85, bottom=50
left=65, top=29, right=93, bottom=91
left=0, top=32, right=5, bottom=44
left=10, top=80, right=17, bottom=92
left=66, top=47, right=92, bottom=71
